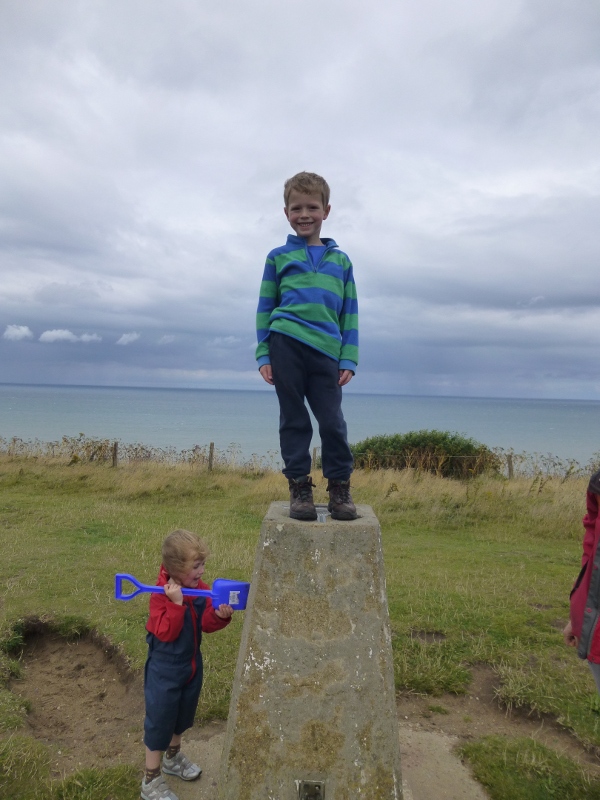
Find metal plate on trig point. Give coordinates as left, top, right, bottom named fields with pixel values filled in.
left=298, top=780, right=325, bottom=799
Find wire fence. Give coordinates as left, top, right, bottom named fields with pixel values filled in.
left=0, top=435, right=281, bottom=472
left=1, top=434, right=598, bottom=479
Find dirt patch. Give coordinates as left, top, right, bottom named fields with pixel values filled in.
left=397, top=664, right=600, bottom=776
left=8, top=632, right=145, bottom=777
left=5, top=633, right=600, bottom=798
left=6, top=630, right=227, bottom=799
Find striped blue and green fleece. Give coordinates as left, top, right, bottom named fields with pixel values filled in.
left=256, top=235, right=359, bottom=371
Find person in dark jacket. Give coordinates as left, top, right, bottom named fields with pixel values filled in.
left=141, top=529, right=233, bottom=800
left=564, top=469, right=600, bottom=692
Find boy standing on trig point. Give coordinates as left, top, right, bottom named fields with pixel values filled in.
left=256, top=171, right=359, bottom=521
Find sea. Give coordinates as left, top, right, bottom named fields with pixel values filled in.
left=0, top=383, right=599, bottom=467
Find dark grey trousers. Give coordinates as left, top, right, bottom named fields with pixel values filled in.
left=589, top=661, right=600, bottom=694
left=269, top=332, right=353, bottom=481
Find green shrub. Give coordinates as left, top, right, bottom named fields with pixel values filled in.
left=350, top=429, right=500, bottom=478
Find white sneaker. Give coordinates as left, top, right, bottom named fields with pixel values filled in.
left=140, top=773, right=179, bottom=800
left=162, top=750, right=202, bottom=781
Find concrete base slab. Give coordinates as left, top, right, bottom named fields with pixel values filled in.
left=398, top=730, right=489, bottom=800
left=156, top=722, right=491, bottom=800
left=218, top=502, right=403, bottom=800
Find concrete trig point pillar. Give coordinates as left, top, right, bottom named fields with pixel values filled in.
left=219, top=502, right=403, bottom=800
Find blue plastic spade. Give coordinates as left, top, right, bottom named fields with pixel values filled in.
left=114, top=573, right=250, bottom=610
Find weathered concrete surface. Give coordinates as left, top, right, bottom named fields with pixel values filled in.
left=219, top=502, right=403, bottom=800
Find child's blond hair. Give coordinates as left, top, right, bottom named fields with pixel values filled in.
left=284, top=171, right=330, bottom=208
left=162, top=529, right=209, bottom=579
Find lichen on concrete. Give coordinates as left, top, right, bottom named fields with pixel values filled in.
left=280, top=660, right=347, bottom=699
left=277, top=590, right=353, bottom=640
left=219, top=503, right=403, bottom=799
left=288, top=718, right=345, bottom=772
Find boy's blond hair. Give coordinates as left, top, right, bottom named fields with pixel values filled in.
left=284, top=171, right=330, bottom=208
left=162, top=529, right=210, bottom=579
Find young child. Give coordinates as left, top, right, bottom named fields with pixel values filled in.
left=256, top=171, right=359, bottom=521
left=141, top=529, right=233, bottom=800
left=564, top=469, right=600, bottom=693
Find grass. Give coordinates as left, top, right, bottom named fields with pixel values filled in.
left=378, top=470, right=598, bottom=738
left=459, top=736, right=600, bottom=799
left=0, top=733, right=139, bottom=800
left=0, top=452, right=598, bottom=797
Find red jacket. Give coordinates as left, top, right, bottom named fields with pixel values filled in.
left=570, top=491, right=600, bottom=662
left=145, top=565, right=231, bottom=681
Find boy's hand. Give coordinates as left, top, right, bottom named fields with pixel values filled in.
left=215, top=604, right=234, bottom=619
left=338, top=369, right=353, bottom=386
left=563, top=620, right=578, bottom=647
left=259, top=365, right=274, bottom=385
left=164, top=579, right=184, bottom=605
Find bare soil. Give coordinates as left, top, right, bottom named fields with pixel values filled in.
left=8, top=631, right=145, bottom=775
left=6, top=631, right=600, bottom=799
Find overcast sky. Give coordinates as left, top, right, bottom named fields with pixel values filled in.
left=1, top=0, right=599, bottom=399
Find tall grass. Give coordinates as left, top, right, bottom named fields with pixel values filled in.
left=0, top=434, right=281, bottom=472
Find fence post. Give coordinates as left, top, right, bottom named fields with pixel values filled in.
left=507, top=453, right=514, bottom=480
left=208, top=442, right=215, bottom=472
left=111, top=441, right=118, bottom=468
left=312, top=446, right=318, bottom=471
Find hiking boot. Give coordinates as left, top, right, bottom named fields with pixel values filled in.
left=162, top=750, right=202, bottom=781
left=327, top=479, right=358, bottom=520
left=288, top=476, right=317, bottom=520
left=140, top=774, right=179, bottom=800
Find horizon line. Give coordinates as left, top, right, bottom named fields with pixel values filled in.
left=1, top=381, right=599, bottom=405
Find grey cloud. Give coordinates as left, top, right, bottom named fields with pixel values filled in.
left=116, top=333, right=140, bottom=346
left=34, top=281, right=106, bottom=306
left=3, top=324, right=33, bottom=340
left=0, top=0, right=599, bottom=399
left=39, top=329, right=101, bottom=343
